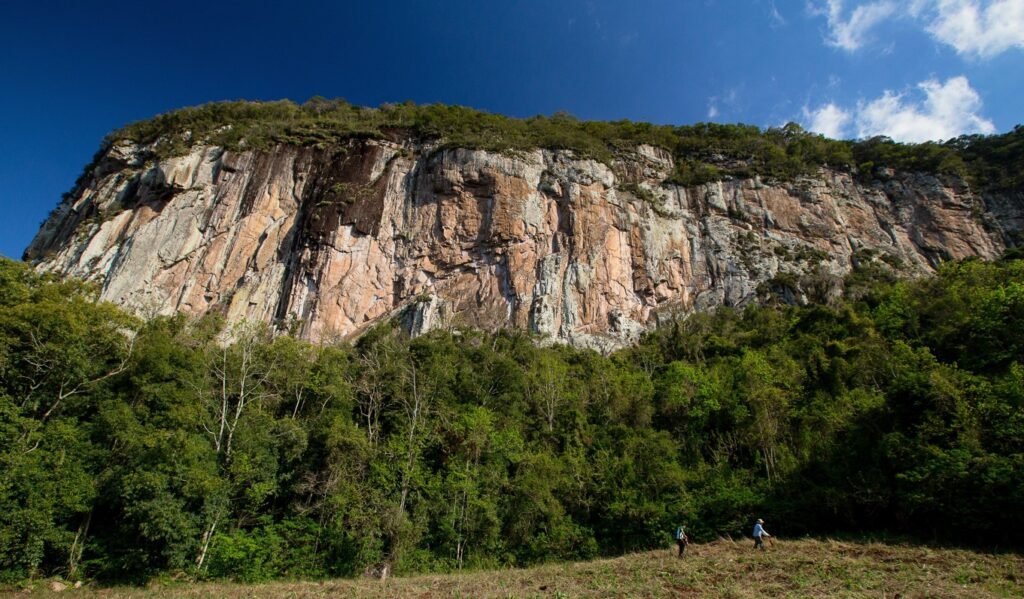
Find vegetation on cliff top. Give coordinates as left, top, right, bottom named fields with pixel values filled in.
left=110, top=98, right=1023, bottom=190
left=1, top=255, right=1023, bottom=585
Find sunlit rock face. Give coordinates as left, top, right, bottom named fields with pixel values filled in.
left=26, top=138, right=1020, bottom=351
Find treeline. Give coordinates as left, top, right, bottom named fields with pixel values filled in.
left=109, top=98, right=1023, bottom=190
left=1, top=256, right=1023, bottom=584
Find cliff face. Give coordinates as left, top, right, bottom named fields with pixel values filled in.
left=25, top=137, right=1021, bottom=350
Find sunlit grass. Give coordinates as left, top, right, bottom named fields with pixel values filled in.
left=17, top=537, right=1022, bottom=598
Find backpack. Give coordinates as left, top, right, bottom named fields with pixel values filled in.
left=675, top=526, right=685, bottom=541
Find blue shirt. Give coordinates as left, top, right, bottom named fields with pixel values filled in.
left=753, top=523, right=765, bottom=537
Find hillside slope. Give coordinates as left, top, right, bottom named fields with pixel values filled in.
left=3, top=253, right=1024, bottom=583
left=19, top=539, right=1024, bottom=598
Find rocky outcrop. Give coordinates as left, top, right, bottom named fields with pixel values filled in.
left=25, top=137, right=1019, bottom=351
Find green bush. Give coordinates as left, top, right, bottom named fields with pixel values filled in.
left=104, top=100, right=1020, bottom=192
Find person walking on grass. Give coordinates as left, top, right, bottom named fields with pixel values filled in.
left=752, top=518, right=772, bottom=550
left=674, top=524, right=689, bottom=557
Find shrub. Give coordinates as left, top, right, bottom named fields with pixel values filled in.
left=102, top=101, right=1022, bottom=194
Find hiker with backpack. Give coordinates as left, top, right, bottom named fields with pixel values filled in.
left=674, top=524, right=689, bottom=557
left=752, top=518, right=772, bottom=550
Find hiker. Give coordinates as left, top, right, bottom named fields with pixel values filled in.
left=674, top=524, right=689, bottom=557
left=752, top=518, right=772, bottom=550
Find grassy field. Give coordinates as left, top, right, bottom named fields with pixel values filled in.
left=9, top=538, right=1023, bottom=598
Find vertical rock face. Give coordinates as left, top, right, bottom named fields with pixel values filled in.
left=25, top=138, right=1019, bottom=350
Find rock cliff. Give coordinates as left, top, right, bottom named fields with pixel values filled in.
left=25, top=136, right=1022, bottom=350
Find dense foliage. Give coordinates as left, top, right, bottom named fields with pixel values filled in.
left=108, top=99, right=1022, bottom=190
left=1, top=256, right=1022, bottom=584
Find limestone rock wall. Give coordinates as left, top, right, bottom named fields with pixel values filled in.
left=25, top=138, right=1017, bottom=350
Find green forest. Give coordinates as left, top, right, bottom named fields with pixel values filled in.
left=1, top=255, right=1023, bottom=584
left=107, top=99, right=1024, bottom=191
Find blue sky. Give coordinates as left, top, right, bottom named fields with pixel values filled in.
left=1, top=0, right=1021, bottom=259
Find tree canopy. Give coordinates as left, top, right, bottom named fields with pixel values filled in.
left=1, top=255, right=1022, bottom=584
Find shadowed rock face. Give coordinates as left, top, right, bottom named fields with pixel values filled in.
left=25, top=138, right=1022, bottom=351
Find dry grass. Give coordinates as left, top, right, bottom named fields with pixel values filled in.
left=8, top=538, right=1023, bottom=598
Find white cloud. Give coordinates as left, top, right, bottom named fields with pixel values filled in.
left=811, top=0, right=898, bottom=51
left=804, top=103, right=852, bottom=138
left=769, top=1, right=787, bottom=27
left=707, top=88, right=740, bottom=121
left=857, top=76, right=996, bottom=141
left=926, top=0, right=1024, bottom=58
left=810, top=0, right=1024, bottom=58
left=802, top=76, right=996, bottom=142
